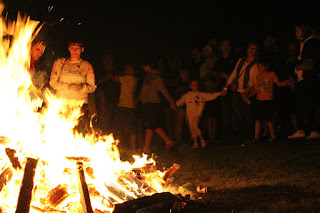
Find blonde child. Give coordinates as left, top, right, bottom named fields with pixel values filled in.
left=176, top=80, right=220, bottom=148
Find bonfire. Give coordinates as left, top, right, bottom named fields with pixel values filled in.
left=0, top=4, right=180, bottom=213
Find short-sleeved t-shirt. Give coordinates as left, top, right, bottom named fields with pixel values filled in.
left=118, top=75, right=137, bottom=108
left=255, top=72, right=278, bottom=101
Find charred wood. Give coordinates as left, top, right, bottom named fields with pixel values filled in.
left=0, top=166, right=13, bottom=192
left=15, top=157, right=38, bottom=213
left=113, top=192, right=176, bottom=213
left=77, top=162, right=94, bottom=213
left=162, top=163, right=180, bottom=183
left=131, top=163, right=156, bottom=180
left=66, top=156, right=91, bottom=163
left=124, top=173, right=157, bottom=195
left=136, top=202, right=172, bottom=213
left=47, top=184, right=69, bottom=207
left=30, top=205, right=67, bottom=212
left=5, top=148, right=22, bottom=170
left=104, top=183, right=136, bottom=202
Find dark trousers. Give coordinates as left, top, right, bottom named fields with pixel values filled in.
left=294, top=80, right=319, bottom=133
left=231, top=92, right=254, bottom=138
left=219, top=93, right=233, bottom=135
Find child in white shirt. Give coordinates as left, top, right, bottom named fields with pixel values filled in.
left=176, top=80, right=220, bottom=148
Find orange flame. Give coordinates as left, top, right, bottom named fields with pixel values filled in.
left=0, top=4, right=172, bottom=213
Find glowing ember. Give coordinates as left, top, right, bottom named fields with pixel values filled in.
left=0, top=4, right=176, bottom=213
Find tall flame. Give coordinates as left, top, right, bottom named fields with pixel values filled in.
left=0, top=4, right=169, bottom=213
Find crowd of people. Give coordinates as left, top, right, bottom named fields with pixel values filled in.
left=29, top=23, right=320, bottom=154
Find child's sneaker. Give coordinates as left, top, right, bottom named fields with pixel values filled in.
left=200, top=140, right=206, bottom=148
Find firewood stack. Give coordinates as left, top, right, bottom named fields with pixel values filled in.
left=0, top=148, right=182, bottom=213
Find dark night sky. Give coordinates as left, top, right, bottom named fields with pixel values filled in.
left=3, top=0, right=320, bottom=67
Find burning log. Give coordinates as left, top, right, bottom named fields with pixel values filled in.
left=104, top=182, right=136, bottom=202
left=15, top=157, right=39, bottom=213
left=124, top=173, right=157, bottom=195
left=104, top=171, right=158, bottom=202
left=5, top=148, right=22, bottom=170
left=65, top=156, right=91, bottom=163
left=0, top=166, right=13, bottom=192
left=47, top=184, right=69, bottom=207
left=113, top=192, right=176, bottom=213
left=77, top=162, right=94, bottom=213
left=30, top=205, right=67, bottom=213
left=131, top=163, right=156, bottom=180
left=86, top=166, right=94, bottom=179
left=162, top=163, right=180, bottom=185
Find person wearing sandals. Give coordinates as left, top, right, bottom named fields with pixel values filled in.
left=176, top=80, right=220, bottom=148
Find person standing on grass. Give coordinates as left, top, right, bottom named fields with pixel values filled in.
left=220, top=42, right=259, bottom=141
left=213, top=39, right=236, bottom=137
left=176, top=80, right=220, bottom=148
left=173, top=68, right=191, bottom=145
left=111, top=64, right=138, bottom=150
left=200, top=45, right=219, bottom=141
left=139, top=59, right=177, bottom=154
left=288, top=24, right=320, bottom=139
left=95, top=53, right=120, bottom=135
left=242, top=57, right=292, bottom=144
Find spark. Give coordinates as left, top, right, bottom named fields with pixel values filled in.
left=48, top=6, right=54, bottom=12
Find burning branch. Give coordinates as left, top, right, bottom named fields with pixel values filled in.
left=162, top=163, right=180, bottom=186
left=77, top=162, right=94, bottom=213
left=5, top=148, right=22, bottom=170
left=0, top=166, right=13, bottom=192
left=15, top=157, right=38, bottom=213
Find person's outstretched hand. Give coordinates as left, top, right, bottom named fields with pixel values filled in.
left=221, top=89, right=227, bottom=97
left=170, top=103, right=177, bottom=110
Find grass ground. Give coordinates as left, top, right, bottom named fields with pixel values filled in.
left=141, top=136, right=320, bottom=212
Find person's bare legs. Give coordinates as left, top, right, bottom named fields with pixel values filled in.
left=154, top=128, right=175, bottom=151
left=154, top=128, right=171, bottom=143
left=142, top=129, right=153, bottom=153
left=199, top=134, right=206, bottom=147
left=192, top=136, right=199, bottom=148
left=130, top=134, right=137, bottom=150
left=267, top=121, right=276, bottom=138
left=255, top=120, right=261, bottom=139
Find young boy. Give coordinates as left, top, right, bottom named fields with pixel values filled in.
left=176, top=80, right=220, bottom=148
left=243, top=58, right=292, bottom=143
left=49, top=39, right=96, bottom=133
left=111, top=64, right=138, bottom=150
